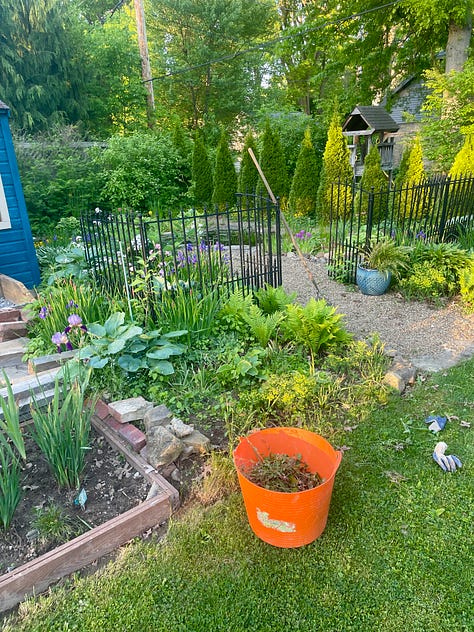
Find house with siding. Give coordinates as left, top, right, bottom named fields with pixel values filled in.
left=0, top=100, right=40, bottom=289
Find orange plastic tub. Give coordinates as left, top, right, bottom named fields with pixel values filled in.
left=233, top=427, right=342, bottom=548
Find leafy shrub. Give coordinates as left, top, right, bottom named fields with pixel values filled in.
left=15, top=127, right=99, bottom=237
left=399, top=261, right=453, bottom=300
left=237, top=370, right=344, bottom=428
left=459, top=262, right=474, bottom=310
left=404, top=241, right=472, bottom=297
left=93, top=132, right=187, bottom=212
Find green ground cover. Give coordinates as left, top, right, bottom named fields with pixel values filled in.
left=4, top=357, right=473, bottom=632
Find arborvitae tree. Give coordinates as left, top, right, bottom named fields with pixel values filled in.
left=357, top=143, right=388, bottom=222
left=399, top=136, right=426, bottom=219
left=405, top=136, right=425, bottom=184
left=394, top=143, right=412, bottom=189
left=172, top=120, right=192, bottom=186
left=191, top=130, right=213, bottom=207
left=316, top=113, right=353, bottom=223
left=212, top=128, right=237, bottom=208
left=449, top=134, right=474, bottom=177
left=256, top=120, right=288, bottom=201
left=239, top=131, right=259, bottom=194
left=288, top=127, right=320, bottom=218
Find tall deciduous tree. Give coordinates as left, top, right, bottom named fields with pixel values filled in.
left=147, top=0, right=275, bottom=128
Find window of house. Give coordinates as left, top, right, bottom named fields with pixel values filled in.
left=0, top=174, right=11, bottom=230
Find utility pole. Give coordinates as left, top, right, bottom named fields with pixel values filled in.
left=134, top=0, right=155, bottom=127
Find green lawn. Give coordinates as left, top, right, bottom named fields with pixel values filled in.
left=4, top=358, right=473, bottom=632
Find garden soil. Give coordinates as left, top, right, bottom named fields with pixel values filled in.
left=0, top=428, right=150, bottom=574
left=281, top=253, right=474, bottom=372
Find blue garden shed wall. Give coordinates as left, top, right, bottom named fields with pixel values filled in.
left=0, top=100, right=40, bottom=288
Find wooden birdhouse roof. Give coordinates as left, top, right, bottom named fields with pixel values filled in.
left=343, top=106, right=399, bottom=134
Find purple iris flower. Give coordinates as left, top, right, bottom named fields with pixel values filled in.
left=64, top=314, right=88, bottom=334
left=39, top=306, right=48, bottom=319
left=52, top=332, right=72, bottom=353
left=66, top=300, right=79, bottom=309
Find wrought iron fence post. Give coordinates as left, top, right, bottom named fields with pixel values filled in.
left=365, top=187, right=375, bottom=249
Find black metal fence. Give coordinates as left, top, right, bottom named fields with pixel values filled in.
left=80, top=193, right=282, bottom=301
left=328, top=175, right=474, bottom=283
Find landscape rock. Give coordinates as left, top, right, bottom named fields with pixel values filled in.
left=143, top=404, right=173, bottom=433
left=146, top=425, right=184, bottom=468
left=167, top=416, right=194, bottom=438
left=108, top=396, right=153, bottom=424
left=181, top=430, right=211, bottom=455
left=384, top=356, right=417, bottom=393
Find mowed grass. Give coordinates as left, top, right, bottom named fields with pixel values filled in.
left=4, top=358, right=473, bottom=632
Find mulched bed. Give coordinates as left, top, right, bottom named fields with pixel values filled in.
left=0, top=427, right=150, bottom=574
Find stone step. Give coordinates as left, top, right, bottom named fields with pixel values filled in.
left=28, top=350, right=76, bottom=375
left=0, top=337, right=29, bottom=366
left=0, top=368, right=61, bottom=419
left=0, top=320, right=28, bottom=342
left=0, top=308, right=23, bottom=323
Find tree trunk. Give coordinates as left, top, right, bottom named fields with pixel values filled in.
left=134, top=0, right=155, bottom=127
left=445, top=11, right=472, bottom=73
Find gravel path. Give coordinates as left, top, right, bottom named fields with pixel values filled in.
left=281, top=254, right=474, bottom=372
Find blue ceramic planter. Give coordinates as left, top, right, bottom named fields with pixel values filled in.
left=356, top=265, right=392, bottom=296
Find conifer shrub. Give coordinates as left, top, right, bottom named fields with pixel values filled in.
left=191, top=130, right=213, bottom=207
left=239, top=130, right=259, bottom=195
left=316, top=113, right=353, bottom=224
left=398, top=136, right=426, bottom=220
left=449, top=134, right=474, bottom=177
left=356, top=144, right=388, bottom=223
left=256, top=120, right=288, bottom=202
left=212, top=128, right=237, bottom=208
left=289, top=127, right=320, bottom=218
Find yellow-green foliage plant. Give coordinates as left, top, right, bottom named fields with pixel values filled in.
left=459, top=260, right=474, bottom=311
left=449, top=134, right=474, bottom=177
left=398, top=136, right=426, bottom=220
left=356, top=144, right=388, bottom=223
left=289, top=127, right=320, bottom=218
left=316, top=112, right=353, bottom=224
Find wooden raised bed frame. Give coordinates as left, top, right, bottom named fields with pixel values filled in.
left=0, top=414, right=180, bottom=614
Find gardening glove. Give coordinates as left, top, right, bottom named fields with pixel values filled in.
left=425, top=415, right=447, bottom=433
left=432, top=442, right=462, bottom=472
